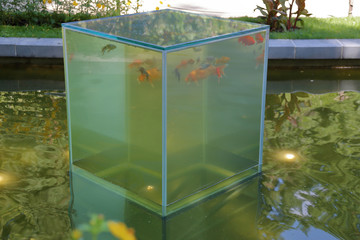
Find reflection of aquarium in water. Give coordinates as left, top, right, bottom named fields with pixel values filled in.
left=62, top=9, right=269, bottom=215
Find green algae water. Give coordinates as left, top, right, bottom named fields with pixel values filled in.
left=1, top=69, right=360, bottom=239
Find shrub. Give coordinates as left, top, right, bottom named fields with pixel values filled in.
left=0, top=0, right=143, bottom=27
left=254, top=0, right=311, bottom=32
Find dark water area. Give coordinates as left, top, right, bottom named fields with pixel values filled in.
left=0, top=64, right=359, bottom=239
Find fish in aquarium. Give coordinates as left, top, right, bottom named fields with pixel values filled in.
left=238, top=35, right=256, bottom=46
left=129, top=58, right=157, bottom=69
left=185, top=64, right=226, bottom=83
left=215, top=56, right=230, bottom=65
left=256, top=50, right=265, bottom=67
left=138, top=67, right=149, bottom=82
left=101, top=44, right=116, bottom=55
left=174, top=58, right=195, bottom=81
left=214, top=64, right=227, bottom=81
left=69, top=52, right=75, bottom=62
left=146, top=67, right=161, bottom=82
left=255, top=33, right=264, bottom=43
left=129, top=59, right=144, bottom=68
left=137, top=67, right=161, bottom=86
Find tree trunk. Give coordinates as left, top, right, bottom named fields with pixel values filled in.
left=349, top=0, right=354, bottom=17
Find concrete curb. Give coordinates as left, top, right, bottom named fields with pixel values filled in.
left=1, top=37, right=360, bottom=59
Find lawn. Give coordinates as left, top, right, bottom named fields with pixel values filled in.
left=0, top=25, right=62, bottom=38
left=235, top=16, right=360, bottom=39
left=0, top=16, right=359, bottom=39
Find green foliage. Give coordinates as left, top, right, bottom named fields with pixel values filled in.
left=254, top=0, right=311, bottom=31
left=0, top=0, right=143, bottom=27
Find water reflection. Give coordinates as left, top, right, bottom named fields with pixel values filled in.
left=0, top=91, right=70, bottom=239
left=70, top=169, right=260, bottom=240
left=261, top=89, right=360, bottom=240
left=0, top=76, right=360, bottom=239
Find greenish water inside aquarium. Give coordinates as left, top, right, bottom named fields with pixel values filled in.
left=0, top=68, right=360, bottom=239
left=63, top=28, right=266, bottom=212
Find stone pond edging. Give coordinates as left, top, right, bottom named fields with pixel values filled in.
left=1, top=37, right=360, bottom=60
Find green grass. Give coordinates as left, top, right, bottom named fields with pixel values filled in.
left=235, top=16, right=360, bottom=39
left=0, top=25, right=61, bottom=38
left=1, top=16, right=360, bottom=39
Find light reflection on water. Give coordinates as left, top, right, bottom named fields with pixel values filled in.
left=0, top=77, right=360, bottom=239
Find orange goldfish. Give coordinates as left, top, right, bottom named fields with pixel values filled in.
left=215, top=56, right=230, bottom=65
left=185, top=68, right=208, bottom=83
left=255, top=33, right=264, bottom=43
left=176, top=59, right=195, bottom=69
left=129, top=58, right=157, bottom=68
left=214, top=65, right=227, bottom=81
left=129, top=59, right=144, bottom=68
left=69, top=52, right=74, bottom=62
left=175, top=59, right=195, bottom=81
left=238, top=36, right=256, bottom=46
left=256, top=50, right=265, bottom=66
left=138, top=67, right=161, bottom=85
left=185, top=65, right=216, bottom=83
left=147, top=67, right=161, bottom=82
left=138, top=67, right=149, bottom=82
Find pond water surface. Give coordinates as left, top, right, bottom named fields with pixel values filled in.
left=0, top=66, right=359, bottom=240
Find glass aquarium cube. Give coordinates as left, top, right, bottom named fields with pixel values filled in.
left=62, top=9, right=269, bottom=216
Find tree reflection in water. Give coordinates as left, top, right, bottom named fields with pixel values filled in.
left=260, top=91, right=360, bottom=240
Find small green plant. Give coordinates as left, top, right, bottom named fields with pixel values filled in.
left=254, top=0, right=311, bottom=31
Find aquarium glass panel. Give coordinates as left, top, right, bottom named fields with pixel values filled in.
left=64, top=29, right=163, bottom=206
left=167, top=32, right=266, bottom=205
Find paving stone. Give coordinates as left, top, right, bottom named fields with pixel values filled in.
left=293, top=39, right=342, bottom=59
left=338, top=39, right=360, bottom=59
left=15, top=38, right=63, bottom=58
left=1, top=38, right=360, bottom=60
left=0, top=38, right=17, bottom=57
left=268, top=39, right=295, bottom=59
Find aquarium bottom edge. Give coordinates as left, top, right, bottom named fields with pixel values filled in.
left=71, top=164, right=259, bottom=217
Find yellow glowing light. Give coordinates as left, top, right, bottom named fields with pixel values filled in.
left=285, top=153, right=295, bottom=160
left=146, top=185, right=154, bottom=191
left=276, top=151, right=298, bottom=162
left=0, top=173, right=10, bottom=185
